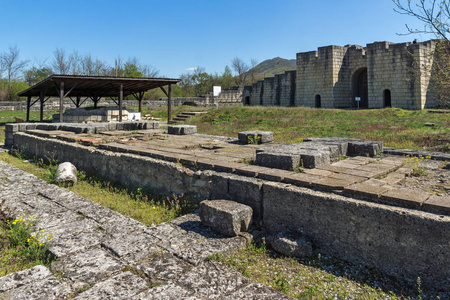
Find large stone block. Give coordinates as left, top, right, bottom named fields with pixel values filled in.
left=5, top=123, right=18, bottom=132
left=36, top=124, right=49, bottom=131
left=238, top=130, right=273, bottom=144
left=199, top=200, right=253, bottom=237
left=255, top=152, right=300, bottom=171
left=168, top=125, right=197, bottom=135
left=348, top=141, right=383, bottom=157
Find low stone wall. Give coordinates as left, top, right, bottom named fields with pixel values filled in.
left=10, top=132, right=450, bottom=290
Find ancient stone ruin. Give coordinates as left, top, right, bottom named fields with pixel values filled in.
left=2, top=121, right=449, bottom=293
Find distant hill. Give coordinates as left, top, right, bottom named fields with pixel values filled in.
left=247, top=57, right=296, bottom=81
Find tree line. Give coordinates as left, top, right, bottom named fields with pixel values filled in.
left=0, top=46, right=259, bottom=101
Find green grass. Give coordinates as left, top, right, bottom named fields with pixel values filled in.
left=212, top=241, right=431, bottom=300
left=0, top=201, right=53, bottom=277
left=0, top=110, right=58, bottom=143
left=0, top=152, right=197, bottom=227
left=179, top=106, right=450, bottom=151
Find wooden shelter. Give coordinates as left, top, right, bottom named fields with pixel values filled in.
left=17, top=75, right=180, bottom=123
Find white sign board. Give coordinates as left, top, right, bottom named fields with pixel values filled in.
left=355, top=97, right=361, bottom=101
left=128, top=112, right=141, bottom=121
left=213, top=86, right=222, bottom=97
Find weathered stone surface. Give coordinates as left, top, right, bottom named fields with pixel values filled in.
left=380, top=188, right=431, bottom=208
left=0, top=265, right=52, bottom=293
left=256, top=143, right=331, bottom=169
left=175, top=261, right=252, bottom=298
left=255, top=152, right=300, bottom=171
left=55, top=162, right=78, bottom=185
left=348, top=141, right=383, bottom=157
left=168, top=125, right=197, bottom=135
left=422, top=195, right=450, bottom=215
left=48, top=227, right=104, bottom=258
left=136, top=252, right=193, bottom=282
left=131, top=283, right=199, bottom=300
left=0, top=276, right=70, bottom=300
left=199, top=200, right=253, bottom=236
left=270, top=234, right=313, bottom=258
left=344, top=183, right=390, bottom=200
left=73, top=271, right=149, bottom=300
left=176, top=235, right=248, bottom=266
left=51, top=248, right=123, bottom=289
left=238, top=130, right=273, bottom=144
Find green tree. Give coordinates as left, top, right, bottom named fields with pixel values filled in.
left=24, top=67, right=53, bottom=86
left=123, top=63, right=144, bottom=78
left=220, top=65, right=236, bottom=89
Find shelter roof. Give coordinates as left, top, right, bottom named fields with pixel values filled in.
left=17, top=74, right=180, bottom=98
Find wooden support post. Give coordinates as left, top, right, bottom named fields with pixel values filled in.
left=26, top=96, right=31, bottom=121
left=59, top=81, right=64, bottom=123
left=94, top=96, right=98, bottom=109
left=76, top=96, right=81, bottom=108
left=119, top=84, right=123, bottom=122
left=168, top=84, right=172, bottom=124
left=39, top=91, right=44, bottom=121
left=138, top=91, right=144, bottom=113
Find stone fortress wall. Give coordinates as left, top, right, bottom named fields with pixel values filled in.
left=244, top=40, right=439, bottom=110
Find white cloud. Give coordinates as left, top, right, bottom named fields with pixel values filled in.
left=185, top=67, right=198, bottom=71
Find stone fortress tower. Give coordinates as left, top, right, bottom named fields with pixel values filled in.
left=242, top=40, right=438, bottom=110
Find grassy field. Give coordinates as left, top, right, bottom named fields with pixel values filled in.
left=0, top=110, right=57, bottom=142
left=144, top=106, right=450, bottom=152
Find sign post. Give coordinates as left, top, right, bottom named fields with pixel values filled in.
left=355, top=97, right=361, bottom=109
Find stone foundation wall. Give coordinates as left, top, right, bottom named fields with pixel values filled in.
left=10, top=132, right=450, bottom=290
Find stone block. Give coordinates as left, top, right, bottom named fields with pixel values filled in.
left=299, top=150, right=330, bottom=168
left=255, top=152, right=300, bottom=171
left=18, top=123, right=28, bottom=131
left=168, top=125, right=197, bottom=135
left=5, top=123, right=18, bottom=132
left=47, top=124, right=61, bottom=131
left=74, top=271, right=149, bottom=300
left=0, top=265, right=52, bottom=293
left=5, top=131, right=14, bottom=140
left=5, top=138, right=14, bottom=147
left=270, top=234, right=313, bottom=258
left=343, top=183, right=390, bottom=200
left=228, top=176, right=263, bottom=223
left=199, top=200, right=253, bottom=237
left=238, top=130, right=273, bottom=144
left=113, top=122, right=122, bottom=130
left=312, top=177, right=353, bottom=190
left=423, top=195, right=450, bottom=215
left=380, top=188, right=431, bottom=208
left=26, top=124, right=37, bottom=130
left=348, top=141, right=383, bottom=157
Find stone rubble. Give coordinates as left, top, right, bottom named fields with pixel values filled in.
left=0, top=160, right=291, bottom=299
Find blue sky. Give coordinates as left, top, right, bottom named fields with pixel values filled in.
left=0, top=0, right=433, bottom=78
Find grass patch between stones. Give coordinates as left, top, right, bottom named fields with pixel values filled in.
left=0, top=151, right=198, bottom=227
left=212, top=241, right=441, bottom=299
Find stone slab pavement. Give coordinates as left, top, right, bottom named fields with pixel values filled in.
left=0, top=161, right=292, bottom=300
